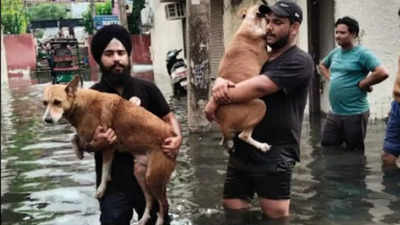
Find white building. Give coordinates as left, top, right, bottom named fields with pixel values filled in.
left=145, top=0, right=185, bottom=78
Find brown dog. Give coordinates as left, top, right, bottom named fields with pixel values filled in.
left=42, top=76, right=176, bottom=225
left=207, top=4, right=271, bottom=152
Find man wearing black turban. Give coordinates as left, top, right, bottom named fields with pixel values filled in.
left=80, top=24, right=182, bottom=225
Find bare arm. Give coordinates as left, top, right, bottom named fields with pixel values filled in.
left=393, top=56, right=400, bottom=102
left=215, top=75, right=280, bottom=104
left=319, top=62, right=331, bottom=80
left=358, top=65, right=389, bottom=92
left=162, top=112, right=182, bottom=159
left=204, top=75, right=279, bottom=121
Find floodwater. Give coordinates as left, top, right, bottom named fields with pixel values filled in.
left=1, top=72, right=399, bottom=225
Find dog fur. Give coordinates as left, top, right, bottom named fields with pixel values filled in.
left=42, top=76, right=176, bottom=225
left=212, top=4, right=271, bottom=152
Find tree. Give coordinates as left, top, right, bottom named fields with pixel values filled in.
left=1, top=0, right=28, bottom=34
left=82, top=0, right=112, bottom=34
left=28, top=3, right=69, bottom=21
left=127, top=0, right=145, bottom=34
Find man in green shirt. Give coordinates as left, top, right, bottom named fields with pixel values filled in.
left=319, top=16, right=388, bottom=151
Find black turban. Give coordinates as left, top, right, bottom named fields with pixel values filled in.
left=90, top=24, right=132, bottom=64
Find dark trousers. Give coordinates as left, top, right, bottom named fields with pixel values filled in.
left=321, top=111, right=369, bottom=151
left=99, top=191, right=171, bottom=225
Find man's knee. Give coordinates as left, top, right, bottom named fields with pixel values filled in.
left=259, top=199, right=290, bottom=219
left=382, top=151, right=399, bottom=168
left=223, top=198, right=250, bottom=210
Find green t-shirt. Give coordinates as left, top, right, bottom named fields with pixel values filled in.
left=322, top=46, right=381, bottom=115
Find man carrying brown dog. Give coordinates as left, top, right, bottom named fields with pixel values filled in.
left=78, top=24, right=182, bottom=225
left=205, top=0, right=313, bottom=220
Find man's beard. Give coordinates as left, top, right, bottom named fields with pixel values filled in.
left=100, top=62, right=131, bottom=87
left=268, top=33, right=289, bottom=50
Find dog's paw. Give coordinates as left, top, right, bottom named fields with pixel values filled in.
left=95, top=186, right=106, bottom=199
left=75, top=150, right=84, bottom=160
left=137, top=213, right=151, bottom=225
left=258, top=143, right=271, bottom=152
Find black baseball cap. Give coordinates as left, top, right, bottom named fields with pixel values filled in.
left=265, top=0, right=303, bottom=23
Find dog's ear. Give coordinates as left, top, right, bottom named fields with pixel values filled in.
left=258, top=4, right=269, bottom=17
left=237, top=8, right=247, bottom=19
left=65, top=76, right=80, bottom=97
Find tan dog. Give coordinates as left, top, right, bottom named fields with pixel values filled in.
left=42, top=76, right=175, bottom=225
left=208, top=4, right=271, bottom=152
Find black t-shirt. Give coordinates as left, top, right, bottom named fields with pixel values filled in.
left=90, top=76, right=170, bottom=193
left=231, top=46, right=314, bottom=171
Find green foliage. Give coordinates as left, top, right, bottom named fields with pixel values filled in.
left=33, top=29, right=44, bottom=39
left=1, top=0, right=29, bottom=34
left=128, top=0, right=145, bottom=34
left=95, top=0, right=112, bottom=15
left=82, top=0, right=112, bottom=34
left=28, top=3, right=69, bottom=21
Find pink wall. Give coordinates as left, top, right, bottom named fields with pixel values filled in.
left=132, top=34, right=152, bottom=64
left=4, top=34, right=36, bottom=70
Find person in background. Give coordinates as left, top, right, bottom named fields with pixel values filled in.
left=382, top=56, right=400, bottom=168
left=319, top=16, right=389, bottom=152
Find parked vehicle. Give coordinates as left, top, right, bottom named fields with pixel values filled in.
left=47, top=38, right=83, bottom=85
left=166, top=49, right=187, bottom=97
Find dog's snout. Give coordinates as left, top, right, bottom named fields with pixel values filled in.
left=44, top=117, right=54, bottom=124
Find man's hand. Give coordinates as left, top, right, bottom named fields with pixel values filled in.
left=212, top=77, right=235, bottom=104
left=89, top=125, right=117, bottom=150
left=358, top=80, right=373, bottom=92
left=204, top=97, right=218, bottom=122
left=162, top=136, right=182, bottom=159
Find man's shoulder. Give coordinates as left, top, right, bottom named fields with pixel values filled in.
left=281, top=46, right=313, bottom=67
left=292, top=47, right=313, bottom=63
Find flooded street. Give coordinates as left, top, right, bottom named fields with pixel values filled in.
left=1, top=73, right=399, bottom=225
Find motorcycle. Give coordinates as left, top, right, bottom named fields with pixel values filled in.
left=166, top=49, right=188, bottom=97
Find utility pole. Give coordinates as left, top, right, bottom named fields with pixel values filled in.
left=186, top=0, right=211, bottom=132
left=90, top=0, right=96, bottom=34
left=118, top=0, right=128, bottom=29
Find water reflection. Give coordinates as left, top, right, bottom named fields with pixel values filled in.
left=1, top=80, right=399, bottom=225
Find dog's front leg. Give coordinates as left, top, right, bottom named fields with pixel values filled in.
left=238, top=127, right=271, bottom=152
left=96, top=149, right=114, bottom=199
left=135, top=155, right=153, bottom=225
left=70, top=134, right=84, bottom=159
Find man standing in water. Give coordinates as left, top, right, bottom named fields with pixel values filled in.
left=205, top=0, right=313, bottom=219
left=319, top=16, right=388, bottom=152
left=77, top=24, right=182, bottom=225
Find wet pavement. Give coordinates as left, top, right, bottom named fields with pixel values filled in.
left=1, top=72, right=399, bottom=225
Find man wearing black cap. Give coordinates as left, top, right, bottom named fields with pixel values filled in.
left=205, top=0, right=313, bottom=219
left=81, top=24, right=182, bottom=225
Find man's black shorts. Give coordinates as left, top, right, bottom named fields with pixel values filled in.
left=223, top=158, right=294, bottom=201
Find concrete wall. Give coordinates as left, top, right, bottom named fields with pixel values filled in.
left=4, top=34, right=36, bottom=71
left=330, top=0, right=400, bottom=119
left=319, top=0, right=335, bottom=114
left=149, top=1, right=185, bottom=76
